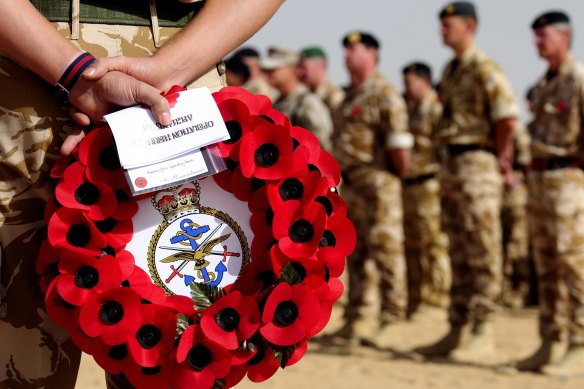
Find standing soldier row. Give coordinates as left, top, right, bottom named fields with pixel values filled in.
left=516, top=11, right=584, bottom=376
left=401, top=63, right=451, bottom=318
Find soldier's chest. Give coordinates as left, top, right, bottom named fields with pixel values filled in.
left=341, top=91, right=380, bottom=125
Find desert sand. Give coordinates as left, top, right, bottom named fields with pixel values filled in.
left=75, top=307, right=584, bottom=389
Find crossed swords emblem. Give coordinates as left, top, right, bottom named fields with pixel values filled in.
left=159, top=219, right=240, bottom=287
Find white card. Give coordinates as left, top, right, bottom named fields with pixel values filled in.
left=124, top=149, right=210, bottom=195
left=104, top=88, right=230, bottom=169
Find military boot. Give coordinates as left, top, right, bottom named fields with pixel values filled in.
left=542, top=346, right=584, bottom=377
left=450, top=321, right=496, bottom=364
left=414, top=324, right=470, bottom=357
left=321, top=318, right=378, bottom=347
left=515, top=339, right=568, bottom=372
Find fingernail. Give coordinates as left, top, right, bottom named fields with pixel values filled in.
left=85, top=67, right=96, bottom=76
left=161, top=112, right=171, bottom=124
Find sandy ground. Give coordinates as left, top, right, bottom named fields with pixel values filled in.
left=75, top=307, right=584, bottom=389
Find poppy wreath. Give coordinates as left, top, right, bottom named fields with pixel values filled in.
left=39, top=85, right=356, bottom=389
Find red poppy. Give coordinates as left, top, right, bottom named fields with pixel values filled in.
left=107, top=249, right=135, bottom=280
left=48, top=208, right=107, bottom=256
left=44, top=195, right=62, bottom=225
left=259, top=283, right=320, bottom=346
left=36, top=241, right=62, bottom=293
left=123, top=359, right=173, bottom=389
left=213, top=86, right=272, bottom=115
left=351, top=106, right=362, bottom=117
left=45, top=279, right=80, bottom=330
left=556, top=100, right=567, bottom=113
left=108, top=188, right=138, bottom=221
left=92, top=343, right=135, bottom=375
left=316, top=247, right=346, bottom=279
left=224, top=364, right=248, bottom=388
left=79, top=287, right=142, bottom=345
left=122, top=266, right=167, bottom=305
left=239, top=122, right=301, bottom=180
left=212, top=167, right=234, bottom=193
left=245, top=345, right=279, bottom=383
left=231, top=248, right=277, bottom=298
left=161, top=85, right=187, bottom=108
left=166, top=294, right=197, bottom=317
left=290, top=126, right=321, bottom=164
left=174, top=325, right=232, bottom=389
left=56, top=252, right=123, bottom=306
left=216, top=99, right=252, bottom=160
left=51, top=154, right=75, bottom=179
left=249, top=223, right=276, bottom=262
left=56, top=162, right=118, bottom=220
left=229, top=165, right=254, bottom=201
left=249, top=185, right=269, bottom=213
left=200, top=291, right=260, bottom=350
left=266, top=171, right=329, bottom=209
left=92, top=217, right=133, bottom=250
left=259, top=108, right=292, bottom=128
left=321, top=189, right=347, bottom=217
left=320, top=212, right=356, bottom=259
left=272, top=200, right=327, bottom=259
left=127, top=304, right=178, bottom=367
left=308, top=150, right=341, bottom=188
left=270, top=245, right=326, bottom=291
left=78, top=126, right=127, bottom=189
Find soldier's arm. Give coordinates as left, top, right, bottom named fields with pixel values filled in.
left=301, top=95, right=334, bottom=151
left=0, top=0, right=171, bottom=125
left=381, top=92, right=413, bottom=178
left=85, top=0, right=286, bottom=91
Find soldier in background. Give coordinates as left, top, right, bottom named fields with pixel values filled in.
left=232, top=46, right=278, bottom=101
left=515, top=11, right=584, bottom=376
left=262, top=47, right=333, bottom=150
left=298, top=46, right=345, bottom=113
left=330, top=31, right=413, bottom=347
left=501, top=121, right=532, bottom=309
left=415, top=2, right=519, bottom=363
left=401, top=62, right=451, bottom=319
left=225, top=55, right=251, bottom=87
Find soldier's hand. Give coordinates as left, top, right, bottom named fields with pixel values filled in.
left=83, top=56, right=170, bottom=91
left=498, top=158, right=516, bottom=190
left=60, top=71, right=171, bottom=156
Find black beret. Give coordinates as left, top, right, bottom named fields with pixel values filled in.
left=402, top=62, right=433, bottom=82
left=233, top=47, right=260, bottom=58
left=439, top=2, right=477, bottom=20
left=531, top=11, right=570, bottom=30
left=342, top=31, right=380, bottom=49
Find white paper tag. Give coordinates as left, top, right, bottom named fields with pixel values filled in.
left=125, top=149, right=210, bottom=195
left=104, top=88, right=230, bottom=169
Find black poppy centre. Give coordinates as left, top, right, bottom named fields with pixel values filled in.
left=289, top=219, right=314, bottom=243
left=75, top=182, right=100, bottom=205
left=254, top=143, right=279, bottom=167
left=319, top=230, right=337, bottom=248
left=224, top=121, right=243, bottom=144
left=66, top=224, right=91, bottom=247
left=136, top=324, right=162, bottom=349
left=274, top=301, right=299, bottom=326
left=107, top=344, right=129, bottom=361
left=74, top=265, right=99, bottom=289
left=279, top=178, right=304, bottom=201
left=99, top=146, right=121, bottom=171
left=99, top=300, right=124, bottom=325
left=215, top=307, right=241, bottom=332
left=187, top=344, right=212, bottom=371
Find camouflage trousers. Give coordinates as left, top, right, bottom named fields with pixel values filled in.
left=0, top=23, right=224, bottom=389
left=402, top=175, right=451, bottom=314
left=527, top=168, right=584, bottom=346
left=342, top=167, right=407, bottom=326
left=441, top=150, right=503, bottom=326
left=501, top=170, right=531, bottom=305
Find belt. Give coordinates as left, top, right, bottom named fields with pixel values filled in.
left=530, top=157, right=580, bottom=171
left=403, top=172, right=437, bottom=187
left=31, top=0, right=203, bottom=28
left=447, top=144, right=492, bottom=157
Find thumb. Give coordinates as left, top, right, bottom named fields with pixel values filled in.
left=130, top=81, right=172, bottom=126
left=82, top=56, right=130, bottom=80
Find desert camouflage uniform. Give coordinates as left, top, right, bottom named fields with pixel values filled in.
left=274, top=84, right=333, bottom=151
left=527, top=54, right=584, bottom=346
left=315, top=79, right=345, bottom=113
left=333, top=70, right=411, bottom=327
left=501, top=121, right=532, bottom=307
left=0, top=2, right=225, bottom=388
left=243, top=77, right=278, bottom=102
left=403, top=89, right=451, bottom=314
left=438, top=44, right=519, bottom=326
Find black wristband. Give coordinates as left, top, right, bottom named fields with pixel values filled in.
left=53, top=52, right=96, bottom=104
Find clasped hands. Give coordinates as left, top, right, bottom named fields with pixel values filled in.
left=61, top=56, right=177, bottom=155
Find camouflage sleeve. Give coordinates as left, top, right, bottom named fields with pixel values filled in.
left=379, top=89, right=413, bottom=149
left=300, top=94, right=334, bottom=151
left=480, top=62, right=520, bottom=123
